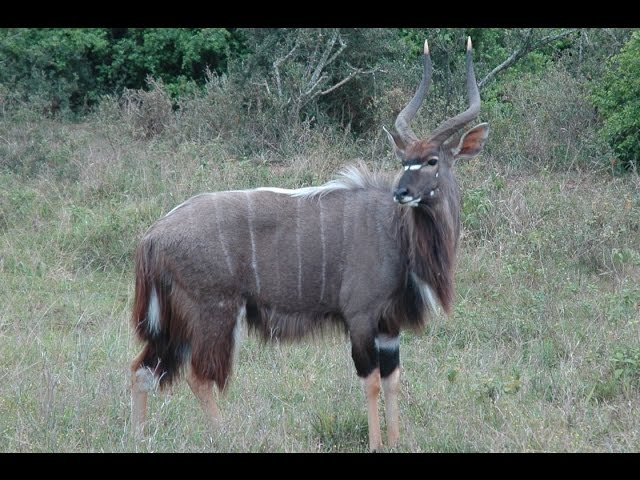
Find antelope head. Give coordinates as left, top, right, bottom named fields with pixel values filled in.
left=385, top=37, right=489, bottom=207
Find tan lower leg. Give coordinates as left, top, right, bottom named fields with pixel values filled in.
left=382, top=367, right=400, bottom=447
left=364, top=368, right=382, bottom=452
left=130, top=351, right=155, bottom=439
left=186, top=368, right=219, bottom=425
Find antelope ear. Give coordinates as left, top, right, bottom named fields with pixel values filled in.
left=383, top=126, right=406, bottom=160
left=451, top=123, right=489, bottom=160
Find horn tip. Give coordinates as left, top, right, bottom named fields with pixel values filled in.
left=467, top=36, right=472, bottom=51
left=424, top=39, right=429, bottom=55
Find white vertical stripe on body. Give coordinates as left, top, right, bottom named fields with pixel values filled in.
left=319, top=198, right=326, bottom=302
left=245, top=192, right=261, bottom=294
left=296, top=197, right=303, bottom=301
left=213, top=199, right=234, bottom=276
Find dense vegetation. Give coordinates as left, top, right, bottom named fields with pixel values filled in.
left=592, top=30, right=640, bottom=171
left=1, top=28, right=637, bottom=169
left=1, top=28, right=639, bottom=452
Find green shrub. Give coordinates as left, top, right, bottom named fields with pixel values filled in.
left=0, top=118, right=80, bottom=181
left=120, top=77, right=175, bottom=139
left=592, top=30, right=640, bottom=171
left=487, top=62, right=604, bottom=170
left=0, top=29, right=108, bottom=115
left=0, top=28, right=240, bottom=116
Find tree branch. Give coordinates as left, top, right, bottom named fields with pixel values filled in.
left=478, top=29, right=533, bottom=90
left=304, top=72, right=328, bottom=97
left=309, top=29, right=339, bottom=88
left=325, top=33, right=347, bottom=70
left=272, top=39, right=299, bottom=99
left=301, top=30, right=349, bottom=102
left=530, top=28, right=579, bottom=50
left=316, top=66, right=380, bottom=98
left=318, top=69, right=361, bottom=96
left=478, top=28, right=578, bottom=90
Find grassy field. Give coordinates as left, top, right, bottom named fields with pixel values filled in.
left=1, top=114, right=639, bottom=452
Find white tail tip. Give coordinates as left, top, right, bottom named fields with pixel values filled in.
left=424, top=39, right=429, bottom=55
left=467, top=36, right=472, bottom=51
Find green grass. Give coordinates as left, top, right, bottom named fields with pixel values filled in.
left=1, top=114, right=639, bottom=452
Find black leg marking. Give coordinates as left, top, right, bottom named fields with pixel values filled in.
left=379, top=345, right=400, bottom=378
left=377, top=335, right=400, bottom=378
left=350, top=326, right=379, bottom=378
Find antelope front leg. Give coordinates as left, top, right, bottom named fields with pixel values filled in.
left=363, top=368, right=382, bottom=452
left=382, top=368, right=400, bottom=447
left=350, top=323, right=383, bottom=452
left=379, top=334, right=401, bottom=447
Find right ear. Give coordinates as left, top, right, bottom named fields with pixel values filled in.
left=451, top=122, right=489, bottom=160
left=383, top=126, right=406, bottom=160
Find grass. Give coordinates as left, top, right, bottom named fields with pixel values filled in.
left=1, top=112, right=639, bottom=452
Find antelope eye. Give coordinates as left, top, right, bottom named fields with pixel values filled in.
left=427, top=158, right=438, bottom=166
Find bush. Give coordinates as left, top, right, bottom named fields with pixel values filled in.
left=0, top=28, right=240, bottom=116
left=96, top=28, right=239, bottom=99
left=0, top=29, right=108, bottom=115
left=0, top=117, right=81, bottom=181
left=486, top=62, right=605, bottom=170
left=120, top=77, right=175, bottom=139
left=592, top=30, right=640, bottom=172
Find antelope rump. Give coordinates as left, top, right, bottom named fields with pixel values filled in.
left=130, top=37, right=489, bottom=451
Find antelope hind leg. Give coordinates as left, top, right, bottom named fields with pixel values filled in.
left=130, top=349, right=155, bottom=440
left=186, top=367, right=220, bottom=426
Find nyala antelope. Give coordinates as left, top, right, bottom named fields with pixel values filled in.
left=130, top=37, right=488, bottom=451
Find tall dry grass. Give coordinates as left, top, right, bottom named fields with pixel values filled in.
left=1, top=64, right=639, bottom=451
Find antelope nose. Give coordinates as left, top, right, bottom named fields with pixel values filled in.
left=393, top=187, right=409, bottom=201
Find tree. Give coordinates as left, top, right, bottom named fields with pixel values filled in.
left=0, top=28, right=108, bottom=113
left=234, top=28, right=407, bottom=134
left=592, top=30, right=640, bottom=171
left=0, top=28, right=241, bottom=116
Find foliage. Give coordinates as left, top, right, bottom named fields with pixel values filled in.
left=0, top=27, right=635, bottom=176
left=486, top=62, right=605, bottom=170
left=95, top=28, right=240, bottom=98
left=0, top=28, right=241, bottom=116
left=0, top=29, right=108, bottom=114
left=231, top=29, right=409, bottom=134
left=120, top=77, right=175, bottom=139
left=592, top=30, right=640, bottom=171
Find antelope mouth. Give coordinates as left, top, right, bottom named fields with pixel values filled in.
left=394, top=189, right=438, bottom=207
left=395, top=196, right=421, bottom=207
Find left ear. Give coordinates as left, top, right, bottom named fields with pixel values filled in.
left=450, top=123, right=489, bottom=160
left=383, top=126, right=407, bottom=160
